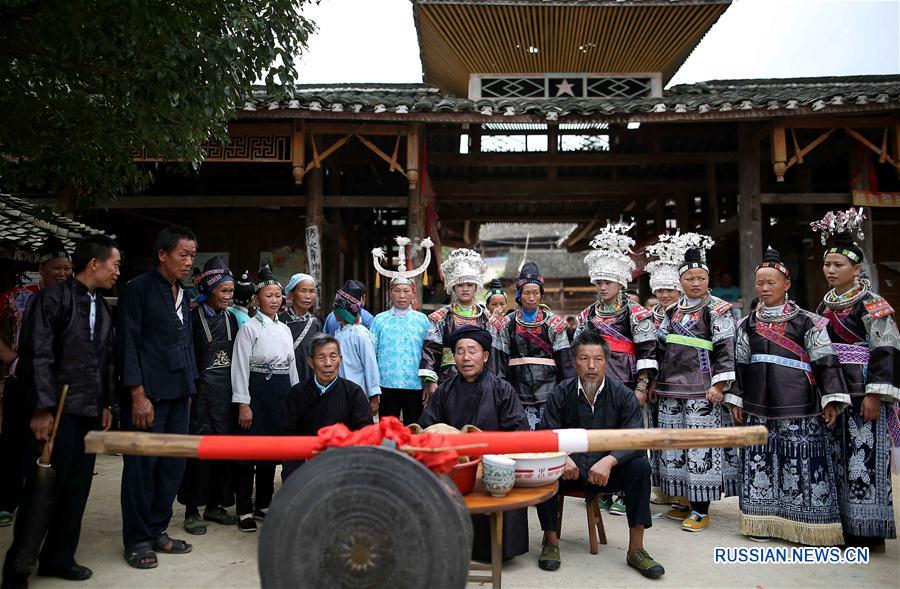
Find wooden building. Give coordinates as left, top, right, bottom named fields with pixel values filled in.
left=85, top=0, right=900, bottom=312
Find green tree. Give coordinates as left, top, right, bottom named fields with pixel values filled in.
left=0, top=0, right=316, bottom=205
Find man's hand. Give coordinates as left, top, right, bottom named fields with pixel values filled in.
left=561, top=456, right=579, bottom=481
left=860, top=394, right=881, bottom=423
left=730, top=405, right=744, bottom=425
left=238, top=404, right=253, bottom=430
left=101, top=408, right=113, bottom=431
left=131, top=386, right=154, bottom=430
left=823, top=402, right=840, bottom=428
left=705, top=382, right=725, bottom=404
left=30, top=408, right=53, bottom=442
left=422, top=382, right=438, bottom=406
left=369, top=395, right=381, bottom=417
left=587, top=455, right=617, bottom=487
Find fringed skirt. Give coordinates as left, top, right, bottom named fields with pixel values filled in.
left=656, top=397, right=740, bottom=502
left=740, top=415, right=843, bottom=546
left=831, top=398, right=897, bottom=540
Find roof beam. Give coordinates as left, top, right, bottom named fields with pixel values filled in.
left=428, top=150, right=738, bottom=167
left=106, top=195, right=406, bottom=209
left=432, top=179, right=737, bottom=201
left=759, top=192, right=851, bottom=205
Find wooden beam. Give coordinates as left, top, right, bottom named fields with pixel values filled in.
left=779, top=115, right=900, bottom=129
left=106, top=195, right=405, bottom=209
left=428, top=150, right=738, bottom=167
left=760, top=193, right=851, bottom=205
left=306, top=123, right=413, bottom=136
left=738, top=124, right=763, bottom=315
left=432, top=179, right=735, bottom=201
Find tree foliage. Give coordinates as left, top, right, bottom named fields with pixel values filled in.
left=0, top=0, right=316, bottom=204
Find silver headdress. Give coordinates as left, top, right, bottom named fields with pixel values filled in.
left=809, top=207, right=866, bottom=245
left=584, top=221, right=636, bottom=286
left=372, top=236, right=434, bottom=287
left=644, top=232, right=683, bottom=292
left=441, top=248, right=487, bottom=293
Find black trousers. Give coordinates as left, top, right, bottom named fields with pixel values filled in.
left=0, top=377, right=34, bottom=514
left=537, top=456, right=653, bottom=531
left=2, top=414, right=98, bottom=581
left=120, top=396, right=189, bottom=549
left=234, top=464, right=276, bottom=516
left=379, top=387, right=423, bottom=426
left=177, top=458, right=234, bottom=510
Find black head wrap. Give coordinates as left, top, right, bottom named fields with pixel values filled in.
left=448, top=324, right=493, bottom=353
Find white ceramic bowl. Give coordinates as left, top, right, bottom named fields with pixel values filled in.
left=507, top=452, right=567, bottom=487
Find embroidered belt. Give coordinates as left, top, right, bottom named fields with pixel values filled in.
left=832, top=343, right=869, bottom=365
left=665, top=334, right=713, bottom=351
left=250, top=364, right=291, bottom=376
left=750, top=354, right=813, bottom=373
left=508, top=357, right=557, bottom=367
left=441, top=347, right=456, bottom=367
left=605, top=338, right=636, bottom=356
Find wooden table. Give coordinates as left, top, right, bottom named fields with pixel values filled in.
left=464, top=479, right=558, bottom=588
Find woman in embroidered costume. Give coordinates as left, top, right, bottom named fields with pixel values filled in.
left=278, top=273, right=322, bottom=383
left=726, top=247, right=849, bottom=545
left=492, top=262, right=575, bottom=430
left=812, top=208, right=899, bottom=550
left=370, top=237, right=432, bottom=425
left=652, top=232, right=740, bottom=532
left=230, top=265, right=299, bottom=532
left=419, top=248, right=499, bottom=404
left=644, top=234, right=686, bottom=507
left=178, top=256, right=240, bottom=534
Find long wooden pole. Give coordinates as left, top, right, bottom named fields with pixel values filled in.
left=84, top=426, right=767, bottom=461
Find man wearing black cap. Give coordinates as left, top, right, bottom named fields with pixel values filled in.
left=419, top=324, right=529, bottom=561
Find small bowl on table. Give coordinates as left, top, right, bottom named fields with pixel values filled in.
left=481, top=454, right=516, bottom=497
left=506, top=452, right=567, bottom=487
left=448, top=457, right=481, bottom=495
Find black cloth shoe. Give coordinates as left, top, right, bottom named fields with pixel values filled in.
left=238, top=514, right=257, bottom=532
left=37, top=564, right=93, bottom=581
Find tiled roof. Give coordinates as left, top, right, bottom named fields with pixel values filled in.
left=502, top=249, right=586, bottom=280
left=242, top=75, right=900, bottom=122
left=0, top=195, right=109, bottom=262
left=479, top=223, right=578, bottom=244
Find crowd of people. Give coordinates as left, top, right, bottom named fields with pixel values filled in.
left=0, top=207, right=897, bottom=587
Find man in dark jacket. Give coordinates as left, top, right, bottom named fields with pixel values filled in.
left=535, top=331, right=663, bottom=579
left=117, top=226, right=199, bottom=569
left=280, top=334, right=373, bottom=480
left=2, top=236, right=120, bottom=589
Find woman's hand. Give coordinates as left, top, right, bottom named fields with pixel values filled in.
left=730, top=405, right=744, bottom=425
left=238, top=404, right=253, bottom=431
left=860, top=394, right=881, bottom=423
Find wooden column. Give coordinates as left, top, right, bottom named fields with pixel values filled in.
left=406, top=124, right=423, bottom=241
left=738, top=124, right=763, bottom=314
left=305, top=163, right=324, bottom=309
left=706, top=162, right=719, bottom=230
left=849, top=146, right=879, bottom=287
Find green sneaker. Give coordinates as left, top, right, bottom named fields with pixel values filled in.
left=609, top=497, right=627, bottom=516
left=627, top=549, right=665, bottom=579
left=597, top=494, right=613, bottom=511
left=183, top=513, right=207, bottom=535
left=204, top=506, right=237, bottom=526
left=538, top=543, right=561, bottom=571
left=0, top=511, right=13, bottom=527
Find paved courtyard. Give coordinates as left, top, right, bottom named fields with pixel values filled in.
left=1, top=454, right=897, bottom=588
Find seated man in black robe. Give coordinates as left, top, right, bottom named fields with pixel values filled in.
left=418, top=324, right=529, bottom=561
left=280, top=334, right=374, bottom=480
left=535, top=331, right=664, bottom=579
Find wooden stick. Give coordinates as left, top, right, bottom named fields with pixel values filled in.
left=85, top=426, right=767, bottom=460
left=39, top=384, right=70, bottom=466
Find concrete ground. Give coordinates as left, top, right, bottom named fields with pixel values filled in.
left=1, top=455, right=897, bottom=589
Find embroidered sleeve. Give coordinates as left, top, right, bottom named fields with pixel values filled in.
left=863, top=306, right=900, bottom=402
left=805, top=317, right=851, bottom=411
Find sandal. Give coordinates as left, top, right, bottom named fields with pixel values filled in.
left=183, top=513, right=207, bottom=535
left=124, top=547, right=158, bottom=569
left=153, top=533, right=193, bottom=554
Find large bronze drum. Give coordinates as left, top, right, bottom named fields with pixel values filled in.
left=259, top=446, right=473, bottom=588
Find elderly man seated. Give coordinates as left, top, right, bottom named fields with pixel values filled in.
left=418, top=324, right=529, bottom=562
left=535, top=331, right=664, bottom=579
left=280, top=334, right=374, bottom=480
